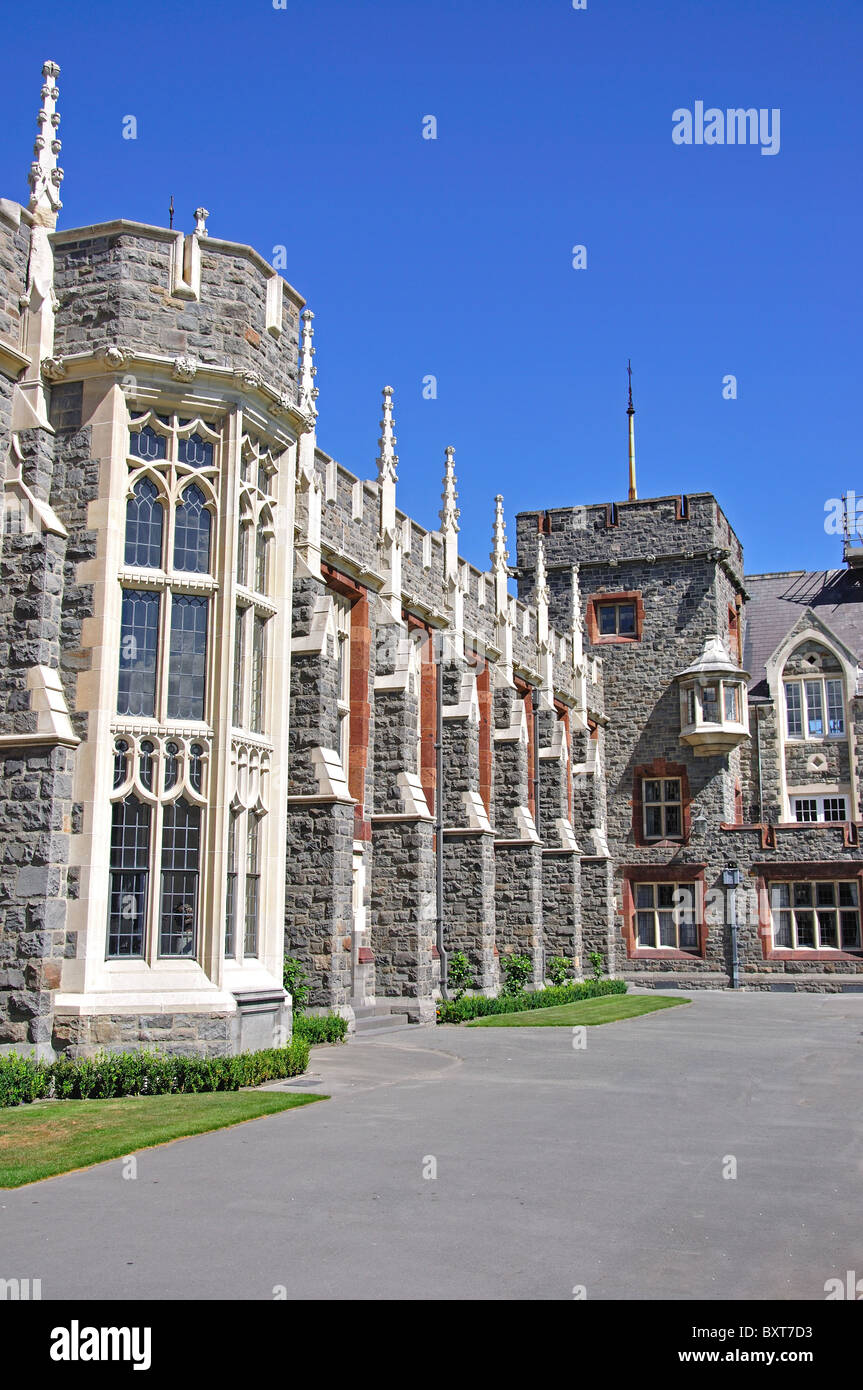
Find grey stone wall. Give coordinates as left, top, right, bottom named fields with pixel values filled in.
left=370, top=819, right=436, bottom=1020
left=542, top=850, right=581, bottom=972
left=284, top=801, right=354, bottom=1010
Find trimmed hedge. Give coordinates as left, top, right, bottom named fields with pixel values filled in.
left=0, top=1036, right=310, bottom=1109
left=293, top=1013, right=349, bottom=1045
left=436, top=977, right=627, bottom=1025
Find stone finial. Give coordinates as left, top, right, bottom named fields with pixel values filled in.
left=376, top=386, right=398, bottom=485
left=193, top=207, right=210, bottom=236
left=299, top=309, right=318, bottom=422
left=27, top=61, right=64, bottom=227
left=535, top=533, right=550, bottom=608
left=570, top=562, right=583, bottom=631
left=491, top=494, right=509, bottom=572
left=439, top=446, right=460, bottom=534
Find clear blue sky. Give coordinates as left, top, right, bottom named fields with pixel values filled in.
left=4, top=0, right=861, bottom=575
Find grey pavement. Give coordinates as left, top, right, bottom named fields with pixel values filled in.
left=2, top=992, right=863, bottom=1300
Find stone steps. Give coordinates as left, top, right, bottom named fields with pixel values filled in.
left=352, top=1005, right=416, bottom=1037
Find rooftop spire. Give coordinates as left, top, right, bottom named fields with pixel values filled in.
left=626, top=359, right=637, bottom=502
left=299, top=309, right=318, bottom=422
left=27, top=61, right=63, bottom=228
left=376, top=385, right=398, bottom=485
left=491, top=494, right=509, bottom=573
left=439, top=446, right=460, bottom=534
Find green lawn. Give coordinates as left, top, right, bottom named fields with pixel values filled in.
left=467, top=994, right=689, bottom=1028
left=0, top=1090, right=324, bottom=1188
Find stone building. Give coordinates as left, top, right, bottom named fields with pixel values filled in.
left=0, top=64, right=861, bottom=1059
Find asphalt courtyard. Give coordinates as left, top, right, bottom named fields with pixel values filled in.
left=2, top=991, right=863, bottom=1301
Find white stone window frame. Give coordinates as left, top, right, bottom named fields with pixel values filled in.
left=769, top=879, right=861, bottom=951
left=408, top=629, right=426, bottom=777
left=792, top=795, right=848, bottom=824
left=237, top=431, right=277, bottom=599
left=642, top=777, right=683, bottom=842
left=108, top=730, right=209, bottom=964
left=783, top=675, right=846, bottom=741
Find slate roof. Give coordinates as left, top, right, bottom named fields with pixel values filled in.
left=743, top=567, right=863, bottom=698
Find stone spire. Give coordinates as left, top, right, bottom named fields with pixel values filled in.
left=440, top=445, right=460, bottom=583
left=299, top=309, right=318, bottom=423
left=376, top=385, right=398, bottom=486
left=27, top=61, right=63, bottom=228
left=535, top=534, right=553, bottom=703
left=491, top=494, right=510, bottom=616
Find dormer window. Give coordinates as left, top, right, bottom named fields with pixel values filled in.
left=677, top=634, right=749, bottom=758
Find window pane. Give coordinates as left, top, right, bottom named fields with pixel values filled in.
left=657, top=884, right=676, bottom=909
left=159, top=800, right=200, bottom=956
left=189, top=743, right=204, bottom=793
left=636, top=911, right=655, bottom=947
left=701, top=685, right=719, bottom=723
left=244, top=817, right=260, bottom=956
left=225, top=816, right=238, bottom=958
left=817, top=912, right=838, bottom=948
left=770, top=883, right=790, bottom=909
left=129, top=425, right=166, bottom=461
left=823, top=798, right=845, bottom=822
left=723, top=684, right=739, bottom=722
left=784, top=682, right=803, bottom=738
left=826, top=680, right=844, bottom=736
left=173, top=485, right=211, bottom=573
left=839, top=882, right=858, bottom=908
left=793, top=883, right=813, bottom=908
left=658, top=912, right=676, bottom=947
left=664, top=803, right=681, bottom=837
left=645, top=805, right=663, bottom=838
left=775, top=911, right=792, bottom=948
left=118, top=590, right=160, bottom=717
left=617, top=604, right=636, bottom=635
left=686, top=688, right=696, bottom=724
left=168, top=596, right=208, bottom=721
left=139, top=740, right=154, bottom=791
left=598, top=605, right=616, bottom=635
left=635, top=884, right=654, bottom=909
left=107, top=796, right=150, bottom=958
left=815, top=882, right=835, bottom=907
left=795, top=799, right=817, bottom=823
left=163, top=742, right=179, bottom=791
left=255, top=527, right=269, bottom=594
left=232, top=609, right=245, bottom=726
left=663, top=780, right=681, bottom=804
left=236, top=522, right=249, bottom=586
left=795, top=911, right=816, bottom=947
left=177, top=432, right=213, bottom=469
left=679, top=918, right=698, bottom=950
left=840, top=912, right=861, bottom=948
left=113, top=739, right=128, bottom=789
left=643, top=780, right=661, bottom=804
left=805, top=681, right=824, bottom=737
left=251, top=616, right=267, bottom=733
left=125, top=479, right=163, bottom=568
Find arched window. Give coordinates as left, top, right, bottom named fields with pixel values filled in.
left=189, top=743, right=204, bottom=793
left=164, top=742, right=179, bottom=791
left=173, top=485, right=211, bottom=573
left=159, top=799, right=201, bottom=957
left=255, top=525, right=270, bottom=594
left=125, top=479, right=163, bottom=568
left=113, top=739, right=129, bottom=789
left=107, top=796, right=151, bottom=957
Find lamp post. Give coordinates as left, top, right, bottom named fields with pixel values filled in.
left=723, top=867, right=742, bottom=989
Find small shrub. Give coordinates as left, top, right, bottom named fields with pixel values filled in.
left=588, top=951, right=604, bottom=982
left=293, top=1013, right=349, bottom=1045
left=500, top=953, right=532, bottom=996
left=447, top=950, right=475, bottom=1002
left=436, top=977, right=626, bottom=1025
left=283, top=956, right=310, bottom=1014
left=0, top=1037, right=310, bottom=1108
left=547, top=956, right=571, bottom=988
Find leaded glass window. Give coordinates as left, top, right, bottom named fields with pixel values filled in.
left=225, top=815, right=238, bottom=958
left=177, top=432, right=213, bottom=469
left=118, top=590, right=160, bottom=717
left=251, top=615, right=266, bottom=734
left=232, top=609, right=245, bottom=726
left=173, top=486, right=211, bottom=574
left=635, top=882, right=698, bottom=950
left=107, top=796, right=150, bottom=957
left=125, top=479, right=163, bottom=568
left=159, top=799, right=200, bottom=957
left=168, top=596, right=208, bottom=721
left=164, top=742, right=179, bottom=791
left=129, top=424, right=167, bottom=461
left=244, top=816, right=260, bottom=956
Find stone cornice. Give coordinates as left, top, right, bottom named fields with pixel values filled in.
left=38, top=347, right=309, bottom=436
